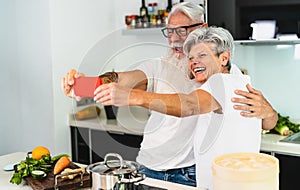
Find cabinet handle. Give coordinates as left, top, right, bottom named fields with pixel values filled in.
left=108, top=131, right=125, bottom=135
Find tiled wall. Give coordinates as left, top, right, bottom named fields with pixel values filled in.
left=234, top=43, right=300, bottom=120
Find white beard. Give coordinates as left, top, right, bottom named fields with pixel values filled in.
left=161, top=48, right=191, bottom=79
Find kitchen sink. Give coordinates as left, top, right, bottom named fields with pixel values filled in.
left=280, top=132, right=300, bottom=144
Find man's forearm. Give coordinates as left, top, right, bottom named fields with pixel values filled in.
left=118, top=70, right=148, bottom=90
left=99, top=70, right=148, bottom=90
left=99, top=72, right=119, bottom=84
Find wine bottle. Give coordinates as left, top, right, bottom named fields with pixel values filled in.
left=140, top=0, right=148, bottom=17
left=166, top=0, right=172, bottom=13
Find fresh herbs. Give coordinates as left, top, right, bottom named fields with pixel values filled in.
left=273, top=113, right=300, bottom=135
left=10, top=153, right=69, bottom=185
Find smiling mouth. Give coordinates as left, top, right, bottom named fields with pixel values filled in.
left=194, top=67, right=206, bottom=73
left=174, top=47, right=183, bottom=53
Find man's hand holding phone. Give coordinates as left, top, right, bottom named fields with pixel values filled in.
left=62, top=69, right=119, bottom=100
left=61, top=69, right=99, bottom=100
left=61, top=69, right=79, bottom=98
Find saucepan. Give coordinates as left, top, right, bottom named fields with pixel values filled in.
left=86, top=153, right=145, bottom=190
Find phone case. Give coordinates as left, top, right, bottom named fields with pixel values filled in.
left=73, top=76, right=102, bottom=98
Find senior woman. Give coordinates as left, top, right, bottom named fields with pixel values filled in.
left=95, top=26, right=261, bottom=189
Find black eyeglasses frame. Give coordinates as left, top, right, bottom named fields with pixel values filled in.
left=161, top=23, right=204, bottom=38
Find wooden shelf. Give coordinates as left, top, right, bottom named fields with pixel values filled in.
left=122, top=27, right=164, bottom=36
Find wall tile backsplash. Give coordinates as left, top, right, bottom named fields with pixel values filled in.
left=234, top=43, right=300, bottom=120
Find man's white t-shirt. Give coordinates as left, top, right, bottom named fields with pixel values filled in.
left=136, top=58, right=200, bottom=170
left=194, top=73, right=262, bottom=189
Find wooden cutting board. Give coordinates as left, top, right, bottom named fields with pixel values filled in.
left=24, top=162, right=91, bottom=190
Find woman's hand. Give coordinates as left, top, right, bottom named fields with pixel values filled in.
left=61, top=69, right=84, bottom=100
left=232, top=84, right=278, bottom=130
left=232, top=84, right=274, bottom=118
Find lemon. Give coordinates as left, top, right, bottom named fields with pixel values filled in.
left=32, top=146, right=50, bottom=160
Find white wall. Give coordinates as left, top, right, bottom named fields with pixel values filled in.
left=50, top=0, right=166, bottom=155
left=50, top=0, right=117, bottom=155
left=0, top=0, right=54, bottom=155
left=0, top=0, right=167, bottom=156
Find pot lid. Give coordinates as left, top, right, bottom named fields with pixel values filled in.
left=86, top=153, right=139, bottom=175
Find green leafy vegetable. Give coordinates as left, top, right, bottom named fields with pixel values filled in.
left=51, top=154, right=70, bottom=163
left=10, top=153, right=70, bottom=185
left=10, top=173, right=22, bottom=185
left=274, top=124, right=290, bottom=136
left=273, top=113, right=300, bottom=135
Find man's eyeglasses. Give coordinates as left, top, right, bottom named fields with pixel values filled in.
left=161, top=23, right=204, bottom=38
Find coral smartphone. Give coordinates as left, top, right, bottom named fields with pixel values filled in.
left=73, top=76, right=102, bottom=98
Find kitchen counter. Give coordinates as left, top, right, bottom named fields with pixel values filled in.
left=69, top=113, right=300, bottom=156
left=261, top=133, right=300, bottom=156
left=0, top=152, right=200, bottom=190
left=69, top=107, right=146, bottom=136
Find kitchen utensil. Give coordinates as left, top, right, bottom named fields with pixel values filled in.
left=86, top=153, right=145, bottom=190
left=25, top=162, right=90, bottom=190
left=213, top=152, right=279, bottom=190
left=3, top=162, right=19, bottom=171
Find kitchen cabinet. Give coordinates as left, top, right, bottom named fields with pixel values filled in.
left=208, top=0, right=300, bottom=39
left=70, top=126, right=143, bottom=165
left=260, top=146, right=300, bottom=190
left=274, top=153, right=300, bottom=190
left=90, top=129, right=143, bottom=163
left=261, top=134, right=300, bottom=190
left=260, top=150, right=272, bottom=155
left=69, top=106, right=146, bottom=164
left=70, top=126, right=91, bottom=165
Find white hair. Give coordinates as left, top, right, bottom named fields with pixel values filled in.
left=168, top=2, right=205, bottom=23
left=183, top=26, right=235, bottom=70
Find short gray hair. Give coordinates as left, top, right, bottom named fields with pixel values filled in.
left=168, top=2, right=205, bottom=23
left=183, top=26, right=235, bottom=70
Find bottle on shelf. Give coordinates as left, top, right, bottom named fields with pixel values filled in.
left=130, top=15, right=137, bottom=28
left=140, top=0, right=148, bottom=17
left=148, top=3, right=154, bottom=15
left=153, top=2, right=158, bottom=15
left=156, top=14, right=162, bottom=27
left=136, top=16, right=143, bottom=28
left=142, top=14, right=150, bottom=28
left=166, top=0, right=172, bottom=13
left=151, top=14, right=157, bottom=27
